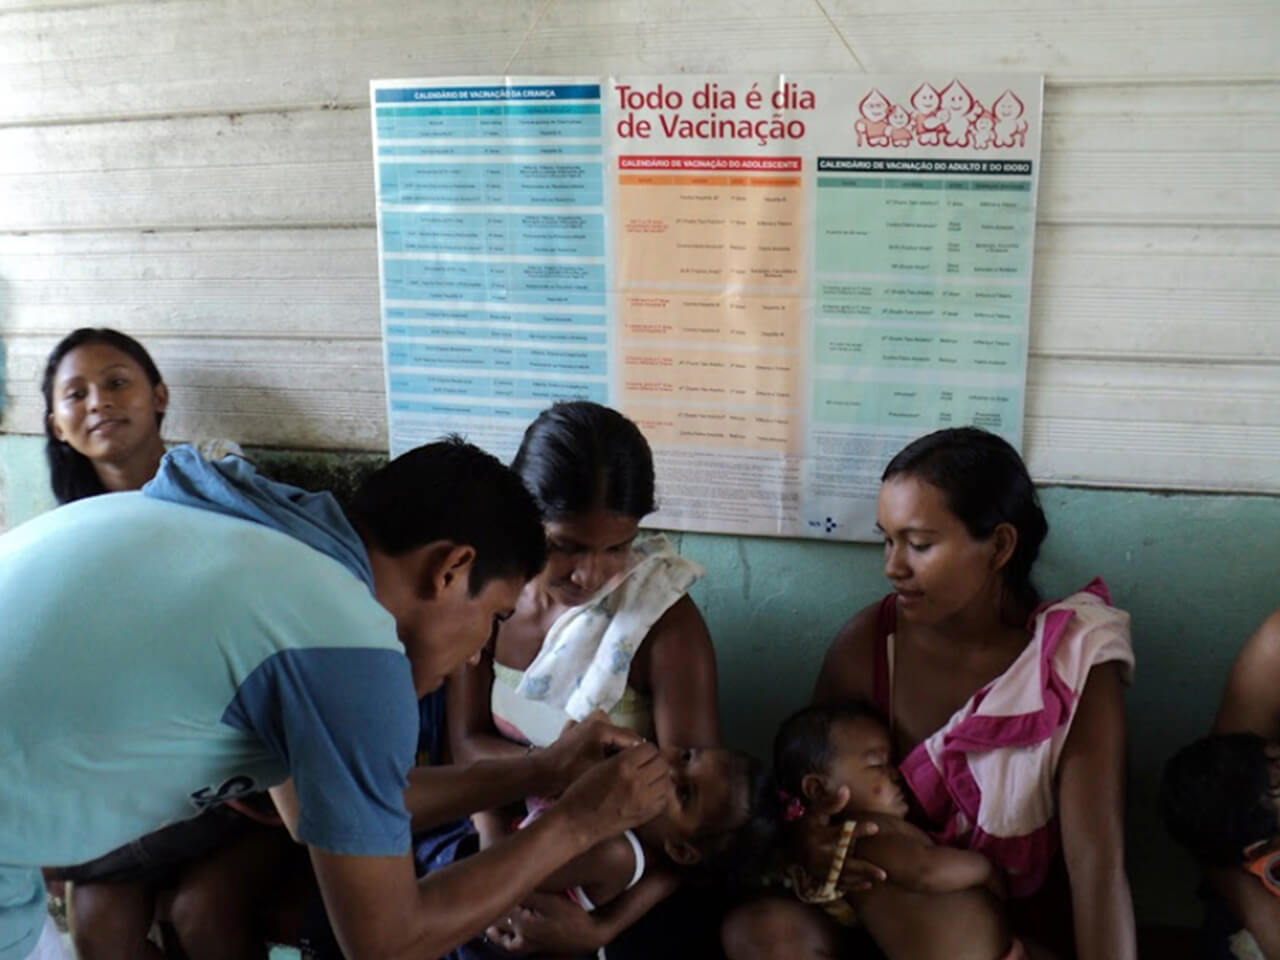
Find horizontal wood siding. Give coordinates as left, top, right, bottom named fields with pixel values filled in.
left=1, top=0, right=1277, bottom=493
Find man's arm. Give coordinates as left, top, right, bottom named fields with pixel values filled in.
left=268, top=779, right=301, bottom=841
left=535, top=832, right=637, bottom=900
left=404, top=756, right=539, bottom=833
left=405, top=711, right=645, bottom=832
left=315, top=743, right=672, bottom=960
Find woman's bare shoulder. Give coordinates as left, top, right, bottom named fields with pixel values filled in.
left=1247, top=608, right=1280, bottom=655
left=648, top=592, right=707, bottom=639
left=635, top=594, right=712, bottom=669
left=814, top=600, right=884, bottom=704
left=1215, top=608, right=1280, bottom=736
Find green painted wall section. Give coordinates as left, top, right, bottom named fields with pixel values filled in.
left=3, top=433, right=1277, bottom=927
left=0, top=434, right=55, bottom=530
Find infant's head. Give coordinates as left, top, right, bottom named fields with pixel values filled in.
left=774, top=700, right=909, bottom=819
left=1162, top=733, right=1280, bottom=868
left=635, top=746, right=771, bottom=873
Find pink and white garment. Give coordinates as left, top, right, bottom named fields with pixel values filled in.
left=873, top=579, right=1134, bottom=898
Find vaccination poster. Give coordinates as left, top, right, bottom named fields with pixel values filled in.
left=370, top=74, right=1043, bottom=540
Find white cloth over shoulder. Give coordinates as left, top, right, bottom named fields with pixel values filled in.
left=513, top=534, right=702, bottom=721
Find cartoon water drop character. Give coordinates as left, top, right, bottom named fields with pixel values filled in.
left=971, top=111, right=994, bottom=150
left=910, top=83, right=944, bottom=146
left=888, top=103, right=913, bottom=147
left=939, top=79, right=981, bottom=147
left=992, top=89, right=1028, bottom=148
left=855, top=88, right=891, bottom=146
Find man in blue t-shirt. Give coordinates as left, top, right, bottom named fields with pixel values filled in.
left=0, top=439, right=672, bottom=960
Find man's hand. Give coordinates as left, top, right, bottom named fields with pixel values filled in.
left=554, top=742, right=672, bottom=848
left=532, top=711, right=644, bottom=795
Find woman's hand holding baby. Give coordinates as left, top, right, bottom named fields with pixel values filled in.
left=793, top=811, right=886, bottom=892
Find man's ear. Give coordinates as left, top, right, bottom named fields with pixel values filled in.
left=663, top=837, right=703, bottom=867
left=990, top=521, right=1018, bottom=573
left=801, top=774, right=849, bottom=816
left=420, top=543, right=475, bottom=600
left=152, top=381, right=170, bottom=415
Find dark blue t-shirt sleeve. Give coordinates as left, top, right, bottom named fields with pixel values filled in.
left=222, top=647, right=417, bottom=856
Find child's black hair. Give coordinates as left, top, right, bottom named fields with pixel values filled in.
left=682, top=753, right=780, bottom=890
left=1160, top=733, right=1279, bottom=867
left=773, top=699, right=884, bottom=800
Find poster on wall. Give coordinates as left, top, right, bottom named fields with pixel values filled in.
left=370, top=74, right=1043, bottom=541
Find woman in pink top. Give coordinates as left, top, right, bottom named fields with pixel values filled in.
left=723, top=427, right=1136, bottom=960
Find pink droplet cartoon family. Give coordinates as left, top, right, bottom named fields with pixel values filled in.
left=855, top=82, right=1027, bottom=150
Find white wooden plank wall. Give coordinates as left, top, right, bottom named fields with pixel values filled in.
left=1, top=0, right=1277, bottom=491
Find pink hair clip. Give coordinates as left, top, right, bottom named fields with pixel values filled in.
left=778, top=789, right=807, bottom=822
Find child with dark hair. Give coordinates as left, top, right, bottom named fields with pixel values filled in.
left=477, top=746, right=772, bottom=959
left=773, top=701, right=1023, bottom=960
left=1161, top=734, right=1280, bottom=875
left=546, top=747, right=768, bottom=900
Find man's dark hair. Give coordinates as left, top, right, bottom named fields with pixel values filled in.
left=511, top=401, right=656, bottom=522
left=773, top=699, right=884, bottom=800
left=348, top=436, right=546, bottom=594
left=1160, top=733, right=1279, bottom=866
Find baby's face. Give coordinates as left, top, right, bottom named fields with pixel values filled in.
left=826, top=716, right=909, bottom=817
left=650, top=746, right=748, bottom=841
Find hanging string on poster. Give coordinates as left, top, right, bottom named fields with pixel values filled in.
left=370, top=74, right=1043, bottom=541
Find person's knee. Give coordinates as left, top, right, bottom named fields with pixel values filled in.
left=722, top=898, right=819, bottom=960
left=166, top=869, right=247, bottom=945
left=70, top=882, right=153, bottom=960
